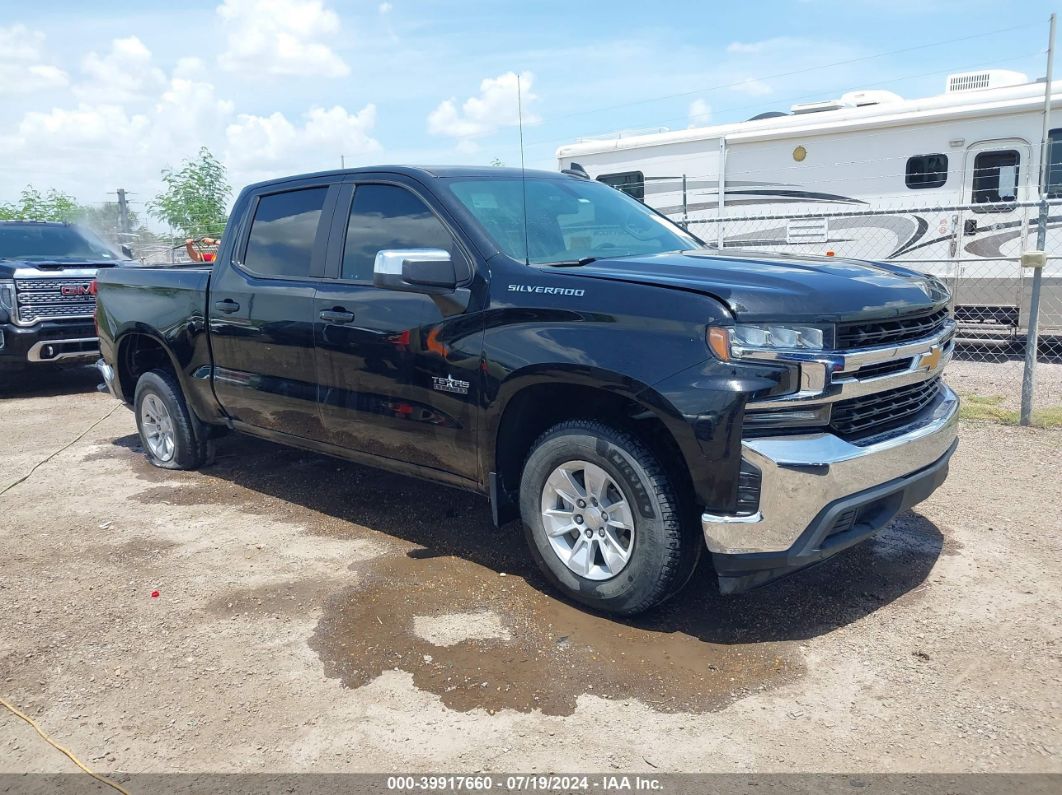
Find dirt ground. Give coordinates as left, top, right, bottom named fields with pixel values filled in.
left=1, top=366, right=1060, bottom=775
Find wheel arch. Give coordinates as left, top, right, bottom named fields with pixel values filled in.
left=485, top=365, right=698, bottom=526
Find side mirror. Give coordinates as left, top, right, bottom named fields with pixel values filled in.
left=373, top=249, right=457, bottom=294
left=121, top=244, right=134, bottom=259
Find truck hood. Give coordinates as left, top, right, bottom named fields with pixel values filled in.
left=559, top=249, right=949, bottom=323
left=0, top=259, right=127, bottom=278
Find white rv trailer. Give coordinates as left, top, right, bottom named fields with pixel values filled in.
left=557, top=69, right=1062, bottom=339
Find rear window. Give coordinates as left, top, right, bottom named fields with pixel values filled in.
left=242, top=187, right=328, bottom=278
left=597, top=171, right=645, bottom=202
left=0, top=224, right=121, bottom=262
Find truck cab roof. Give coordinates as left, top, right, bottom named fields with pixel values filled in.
left=243, top=165, right=575, bottom=193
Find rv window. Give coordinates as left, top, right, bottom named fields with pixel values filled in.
left=1046, top=129, right=1062, bottom=197
left=905, top=154, right=948, bottom=189
left=597, top=172, right=645, bottom=202
left=971, top=150, right=1020, bottom=211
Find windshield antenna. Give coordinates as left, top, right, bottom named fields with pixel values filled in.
left=517, top=72, right=530, bottom=267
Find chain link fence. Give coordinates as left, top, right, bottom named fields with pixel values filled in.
left=676, top=198, right=1062, bottom=421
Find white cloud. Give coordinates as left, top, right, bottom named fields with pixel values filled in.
left=428, top=71, right=538, bottom=145
left=225, top=104, right=380, bottom=172
left=18, top=104, right=151, bottom=148
left=379, top=2, right=392, bottom=13
left=688, top=98, right=711, bottom=127
left=75, top=36, right=166, bottom=102
left=0, top=24, right=69, bottom=95
left=216, top=0, right=350, bottom=78
left=733, top=77, right=772, bottom=96
left=726, top=37, right=800, bottom=55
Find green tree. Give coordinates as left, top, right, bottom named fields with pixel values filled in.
left=76, top=202, right=141, bottom=238
left=147, top=146, right=232, bottom=237
left=0, top=186, right=79, bottom=221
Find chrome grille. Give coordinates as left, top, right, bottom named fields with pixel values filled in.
left=836, top=307, right=950, bottom=349
left=831, top=376, right=942, bottom=439
left=13, top=277, right=96, bottom=324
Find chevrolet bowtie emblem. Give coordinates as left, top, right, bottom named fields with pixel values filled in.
left=921, top=345, right=943, bottom=371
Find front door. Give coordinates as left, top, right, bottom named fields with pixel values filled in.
left=955, top=139, right=1032, bottom=325
left=313, top=180, right=481, bottom=480
left=209, top=183, right=336, bottom=441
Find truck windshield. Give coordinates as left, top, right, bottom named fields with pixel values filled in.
left=0, top=224, right=122, bottom=262
left=448, top=177, right=701, bottom=265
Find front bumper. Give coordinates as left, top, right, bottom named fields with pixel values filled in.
left=0, top=321, right=99, bottom=364
left=704, top=384, right=959, bottom=593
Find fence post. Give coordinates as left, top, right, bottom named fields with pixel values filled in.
left=1021, top=12, right=1056, bottom=426
left=682, top=174, right=688, bottom=230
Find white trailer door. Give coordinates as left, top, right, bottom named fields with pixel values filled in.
left=954, top=138, right=1033, bottom=330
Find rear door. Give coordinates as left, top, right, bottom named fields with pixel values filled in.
left=313, top=177, right=480, bottom=480
left=208, top=181, right=338, bottom=441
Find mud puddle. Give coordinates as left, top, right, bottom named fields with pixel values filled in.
left=310, top=550, right=800, bottom=716
left=92, top=429, right=944, bottom=717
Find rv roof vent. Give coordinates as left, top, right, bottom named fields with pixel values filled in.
left=840, top=89, right=903, bottom=107
left=747, top=111, right=789, bottom=121
left=789, top=98, right=854, bottom=115
left=946, top=69, right=1028, bottom=93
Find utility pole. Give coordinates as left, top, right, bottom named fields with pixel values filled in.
left=341, top=155, right=346, bottom=169
left=116, top=188, right=131, bottom=235
left=1020, top=12, right=1056, bottom=426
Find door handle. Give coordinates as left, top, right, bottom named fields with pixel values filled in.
left=319, top=308, right=355, bottom=324
left=214, top=299, right=240, bottom=313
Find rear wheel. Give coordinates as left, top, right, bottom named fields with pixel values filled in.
left=133, top=369, right=212, bottom=470
left=519, top=420, right=699, bottom=615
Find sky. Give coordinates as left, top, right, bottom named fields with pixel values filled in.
left=0, top=0, right=1058, bottom=223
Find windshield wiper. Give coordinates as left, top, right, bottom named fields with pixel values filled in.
left=544, top=256, right=598, bottom=267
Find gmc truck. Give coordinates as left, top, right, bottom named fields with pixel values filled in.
left=1, top=221, right=132, bottom=376
left=94, top=166, right=959, bottom=615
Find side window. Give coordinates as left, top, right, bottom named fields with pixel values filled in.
left=905, top=154, right=948, bottom=189
left=971, top=150, right=1020, bottom=210
left=597, top=171, right=645, bottom=202
left=1046, top=129, right=1062, bottom=198
left=242, top=187, right=328, bottom=278
left=342, top=184, right=459, bottom=282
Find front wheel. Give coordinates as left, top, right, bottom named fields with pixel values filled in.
left=519, top=420, right=699, bottom=615
left=133, top=369, right=212, bottom=470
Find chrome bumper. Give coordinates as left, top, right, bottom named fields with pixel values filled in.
left=702, top=384, right=959, bottom=555
left=96, top=358, right=122, bottom=399
left=27, top=337, right=99, bottom=363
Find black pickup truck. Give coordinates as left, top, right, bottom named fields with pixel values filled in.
left=95, top=166, right=958, bottom=615
left=1, top=221, right=132, bottom=376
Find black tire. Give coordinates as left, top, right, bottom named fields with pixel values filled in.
left=519, top=420, right=699, bottom=616
left=133, top=369, right=213, bottom=470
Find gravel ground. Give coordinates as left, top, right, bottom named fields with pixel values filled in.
left=0, top=366, right=1060, bottom=776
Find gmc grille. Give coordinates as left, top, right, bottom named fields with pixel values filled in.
left=831, top=376, right=942, bottom=439
left=14, top=277, right=96, bottom=324
left=836, top=307, right=950, bottom=350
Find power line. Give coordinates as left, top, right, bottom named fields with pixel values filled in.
left=524, top=21, right=1043, bottom=133
left=529, top=49, right=1042, bottom=152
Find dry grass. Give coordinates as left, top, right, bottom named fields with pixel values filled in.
left=958, top=393, right=1062, bottom=429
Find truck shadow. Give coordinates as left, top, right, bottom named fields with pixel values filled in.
left=120, top=431, right=944, bottom=647
left=0, top=365, right=102, bottom=398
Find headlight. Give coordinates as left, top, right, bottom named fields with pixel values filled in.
left=708, top=324, right=825, bottom=361
left=0, top=280, right=15, bottom=322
